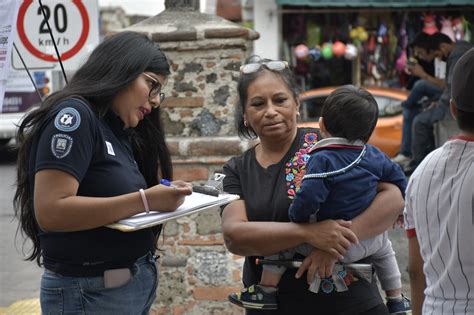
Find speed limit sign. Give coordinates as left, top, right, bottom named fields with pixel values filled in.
left=12, top=0, right=99, bottom=71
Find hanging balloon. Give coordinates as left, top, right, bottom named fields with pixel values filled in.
left=423, top=14, right=438, bottom=35
left=344, top=44, right=358, bottom=60
left=350, top=28, right=359, bottom=40
left=309, top=48, right=321, bottom=60
left=332, top=41, right=346, bottom=57
left=356, top=26, right=369, bottom=42
left=294, top=44, right=309, bottom=60
left=321, top=43, right=333, bottom=59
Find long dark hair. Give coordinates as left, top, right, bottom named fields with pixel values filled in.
left=13, top=31, right=172, bottom=265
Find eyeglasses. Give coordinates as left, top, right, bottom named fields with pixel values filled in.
left=142, top=73, right=165, bottom=107
left=240, top=61, right=289, bottom=74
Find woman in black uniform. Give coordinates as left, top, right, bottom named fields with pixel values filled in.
left=14, top=31, right=192, bottom=314
left=221, top=57, right=405, bottom=314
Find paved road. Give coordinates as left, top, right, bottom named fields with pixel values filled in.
left=0, top=147, right=42, bottom=307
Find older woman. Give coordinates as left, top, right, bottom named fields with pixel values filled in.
left=221, top=57, right=404, bottom=314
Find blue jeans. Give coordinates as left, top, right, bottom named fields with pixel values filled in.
left=400, top=80, right=443, bottom=156
left=410, top=103, right=447, bottom=167
left=40, top=252, right=158, bottom=315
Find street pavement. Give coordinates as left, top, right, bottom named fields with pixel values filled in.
left=0, top=147, right=42, bottom=309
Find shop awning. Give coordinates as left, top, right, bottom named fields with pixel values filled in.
left=276, top=0, right=474, bottom=7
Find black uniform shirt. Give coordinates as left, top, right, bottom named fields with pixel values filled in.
left=31, top=98, right=155, bottom=276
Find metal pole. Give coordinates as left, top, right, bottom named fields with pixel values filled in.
left=13, top=43, right=43, bottom=102
left=38, top=0, right=68, bottom=85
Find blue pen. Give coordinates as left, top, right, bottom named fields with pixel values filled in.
left=160, top=179, right=174, bottom=187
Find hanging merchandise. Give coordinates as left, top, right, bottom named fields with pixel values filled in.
left=367, top=35, right=376, bottom=53
left=452, top=17, right=464, bottom=41
left=422, top=13, right=438, bottom=35
left=309, top=46, right=322, bottom=60
left=295, top=44, right=309, bottom=60
left=307, top=22, right=322, bottom=48
left=440, top=17, right=456, bottom=41
left=395, top=50, right=407, bottom=72
left=332, top=41, right=346, bottom=57
left=321, top=43, right=333, bottom=59
left=344, top=43, right=358, bottom=60
left=462, top=17, right=472, bottom=42
left=350, top=26, right=369, bottom=44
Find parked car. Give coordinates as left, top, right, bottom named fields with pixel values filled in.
left=297, top=86, right=408, bottom=158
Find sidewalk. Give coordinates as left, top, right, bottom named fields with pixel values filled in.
left=0, top=299, right=40, bottom=315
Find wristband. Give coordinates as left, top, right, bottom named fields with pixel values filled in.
left=139, top=189, right=150, bottom=214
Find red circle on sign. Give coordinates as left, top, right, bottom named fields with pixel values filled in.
left=17, top=0, right=90, bottom=62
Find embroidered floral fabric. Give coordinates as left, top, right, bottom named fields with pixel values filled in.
left=285, top=132, right=319, bottom=199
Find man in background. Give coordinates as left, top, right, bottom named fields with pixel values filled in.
left=404, top=48, right=474, bottom=314
left=391, top=32, right=446, bottom=169
left=404, top=32, right=472, bottom=174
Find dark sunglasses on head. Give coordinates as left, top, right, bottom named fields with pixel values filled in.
left=142, top=73, right=165, bottom=106
left=240, top=61, right=289, bottom=74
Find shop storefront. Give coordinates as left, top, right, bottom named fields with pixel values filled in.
left=274, top=0, right=474, bottom=89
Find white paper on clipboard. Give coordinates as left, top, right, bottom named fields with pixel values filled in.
left=107, top=192, right=239, bottom=232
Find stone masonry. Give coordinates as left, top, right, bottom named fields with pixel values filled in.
left=123, top=6, right=258, bottom=314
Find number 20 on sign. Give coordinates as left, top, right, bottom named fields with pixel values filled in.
left=13, top=0, right=99, bottom=71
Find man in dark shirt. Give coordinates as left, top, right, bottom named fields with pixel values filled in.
left=405, top=32, right=473, bottom=174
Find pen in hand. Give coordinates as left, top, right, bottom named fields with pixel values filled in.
left=160, top=179, right=176, bottom=187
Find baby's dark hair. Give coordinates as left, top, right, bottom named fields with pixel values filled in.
left=321, top=85, right=378, bottom=142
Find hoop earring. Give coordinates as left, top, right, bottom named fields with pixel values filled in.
left=244, top=120, right=248, bottom=127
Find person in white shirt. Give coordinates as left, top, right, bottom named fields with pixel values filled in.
left=404, top=47, right=474, bottom=315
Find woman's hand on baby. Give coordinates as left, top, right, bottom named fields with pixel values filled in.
left=304, top=220, right=358, bottom=259
left=295, top=249, right=337, bottom=284
left=145, top=181, right=192, bottom=212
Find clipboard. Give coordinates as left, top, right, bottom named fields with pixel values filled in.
left=107, top=192, right=239, bottom=232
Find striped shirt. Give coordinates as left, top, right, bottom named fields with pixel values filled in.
left=404, top=136, right=474, bottom=314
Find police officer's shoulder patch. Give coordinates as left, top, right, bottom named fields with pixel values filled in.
left=54, top=107, right=81, bottom=132
left=51, top=134, right=73, bottom=159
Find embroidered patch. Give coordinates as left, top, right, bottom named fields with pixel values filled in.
left=285, top=132, right=319, bottom=199
left=51, top=134, right=73, bottom=159
left=105, top=141, right=115, bottom=156
left=54, top=107, right=81, bottom=132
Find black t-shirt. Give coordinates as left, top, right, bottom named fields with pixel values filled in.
left=223, top=128, right=385, bottom=314
left=31, top=98, right=155, bottom=276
